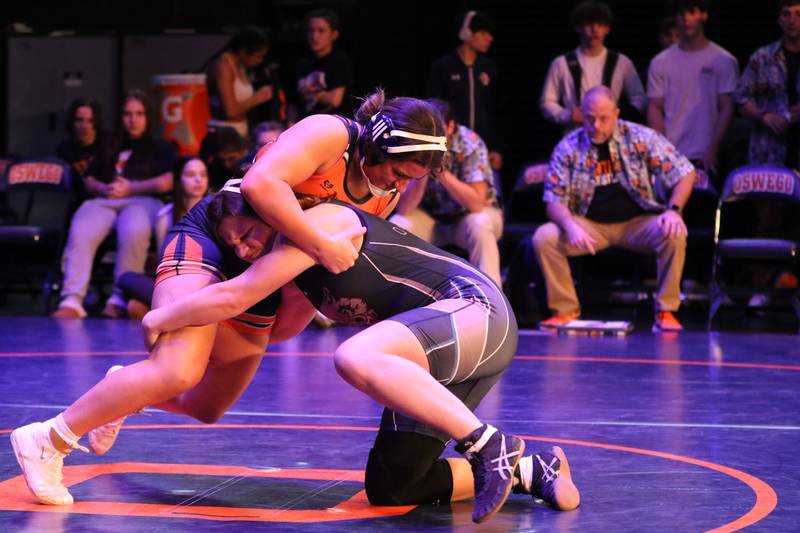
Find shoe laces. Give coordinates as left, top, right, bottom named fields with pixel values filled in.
left=489, top=435, right=520, bottom=481
left=536, top=453, right=560, bottom=484
left=38, top=445, right=67, bottom=486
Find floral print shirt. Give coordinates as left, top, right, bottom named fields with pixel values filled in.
left=544, top=120, right=695, bottom=216
left=735, top=40, right=798, bottom=166
left=421, top=124, right=498, bottom=221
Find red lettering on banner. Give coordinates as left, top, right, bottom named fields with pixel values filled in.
left=733, top=171, right=795, bottom=195
left=7, top=164, right=63, bottom=186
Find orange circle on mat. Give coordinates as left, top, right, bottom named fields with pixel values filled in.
left=0, top=424, right=778, bottom=530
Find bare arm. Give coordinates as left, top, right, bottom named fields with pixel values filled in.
left=647, top=97, right=666, bottom=134
left=142, top=204, right=365, bottom=342
left=107, top=171, right=173, bottom=199
left=393, top=175, right=428, bottom=215
left=546, top=201, right=597, bottom=255
left=215, top=57, right=269, bottom=120
left=127, top=171, right=174, bottom=195
left=740, top=101, right=789, bottom=135
left=657, top=170, right=696, bottom=239
left=547, top=201, right=578, bottom=232
left=83, top=175, right=110, bottom=197
left=144, top=243, right=316, bottom=336
left=706, top=93, right=734, bottom=169
left=241, top=115, right=359, bottom=273
left=437, top=171, right=488, bottom=213
left=269, top=282, right=317, bottom=343
left=315, top=86, right=346, bottom=110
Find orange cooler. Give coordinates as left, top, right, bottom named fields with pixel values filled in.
left=151, top=74, right=210, bottom=156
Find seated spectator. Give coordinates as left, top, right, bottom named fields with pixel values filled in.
left=199, top=126, right=249, bottom=191
left=251, top=120, right=285, bottom=151
left=390, top=100, right=503, bottom=286
left=116, top=157, right=210, bottom=319
left=52, top=89, right=176, bottom=319
left=295, top=8, right=353, bottom=118
left=427, top=10, right=503, bottom=172
left=532, top=86, right=696, bottom=332
left=56, top=98, right=106, bottom=186
left=541, top=1, right=646, bottom=132
left=205, top=26, right=273, bottom=138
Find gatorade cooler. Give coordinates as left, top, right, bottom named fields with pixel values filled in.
left=151, top=74, right=210, bottom=156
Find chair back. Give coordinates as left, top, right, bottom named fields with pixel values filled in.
left=719, top=165, right=800, bottom=205
left=2, top=158, right=73, bottom=233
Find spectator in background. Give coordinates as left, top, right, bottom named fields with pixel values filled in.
left=391, top=100, right=504, bottom=286
left=541, top=1, right=646, bottom=132
left=56, top=98, right=106, bottom=185
left=647, top=0, right=738, bottom=183
left=532, top=86, right=696, bottom=332
left=295, top=9, right=353, bottom=118
left=737, top=0, right=800, bottom=169
left=117, top=157, right=211, bottom=320
left=428, top=10, right=503, bottom=172
left=199, top=126, right=249, bottom=191
left=247, top=40, right=287, bottom=129
left=735, top=0, right=800, bottom=303
left=658, top=16, right=680, bottom=49
left=251, top=121, right=285, bottom=151
left=52, top=89, right=176, bottom=319
left=205, top=26, right=274, bottom=138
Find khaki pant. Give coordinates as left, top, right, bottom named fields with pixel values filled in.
left=390, top=206, right=504, bottom=286
left=531, top=215, right=686, bottom=315
left=60, top=196, right=162, bottom=311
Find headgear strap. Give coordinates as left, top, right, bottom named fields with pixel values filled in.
left=220, top=178, right=243, bottom=194
left=369, top=113, right=447, bottom=154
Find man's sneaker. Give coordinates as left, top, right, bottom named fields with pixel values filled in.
left=513, top=446, right=580, bottom=511
left=11, top=422, right=76, bottom=505
left=88, top=365, right=131, bottom=455
left=652, top=311, right=683, bottom=332
left=456, top=425, right=525, bottom=524
left=539, top=311, right=580, bottom=330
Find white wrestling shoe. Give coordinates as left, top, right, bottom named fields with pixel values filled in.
left=88, top=365, right=130, bottom=455
left=10, top=421, right=87, bottom=505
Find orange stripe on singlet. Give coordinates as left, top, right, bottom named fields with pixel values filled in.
left=182, top=234, right=203, bottom=262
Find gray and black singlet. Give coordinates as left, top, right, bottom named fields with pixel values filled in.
left=294, top=202, right=518, bottom=441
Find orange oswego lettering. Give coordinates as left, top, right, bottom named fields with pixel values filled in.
left=8, top=163, right=63, bottom=186
left=732, top=170, right=795, bottom=195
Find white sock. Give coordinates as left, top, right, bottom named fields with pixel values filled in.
left=48, top=413, right=89, bottom=453
left=517, top=455, right=533, bottom=492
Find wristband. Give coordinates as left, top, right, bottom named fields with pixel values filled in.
left=668, top=204, right=683, bottom=215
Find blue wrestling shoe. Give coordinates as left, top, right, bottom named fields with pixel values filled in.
left=456, top=424, right=525, bottom=523
left=513, top=446, right=581, bottom=511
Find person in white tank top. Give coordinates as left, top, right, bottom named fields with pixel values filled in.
left=206, top=26, right=274, bottom=138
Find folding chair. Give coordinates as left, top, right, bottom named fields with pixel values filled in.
left=708, top=165, right=800, bottom=329
left=0, top=158, right=73, bottom=312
